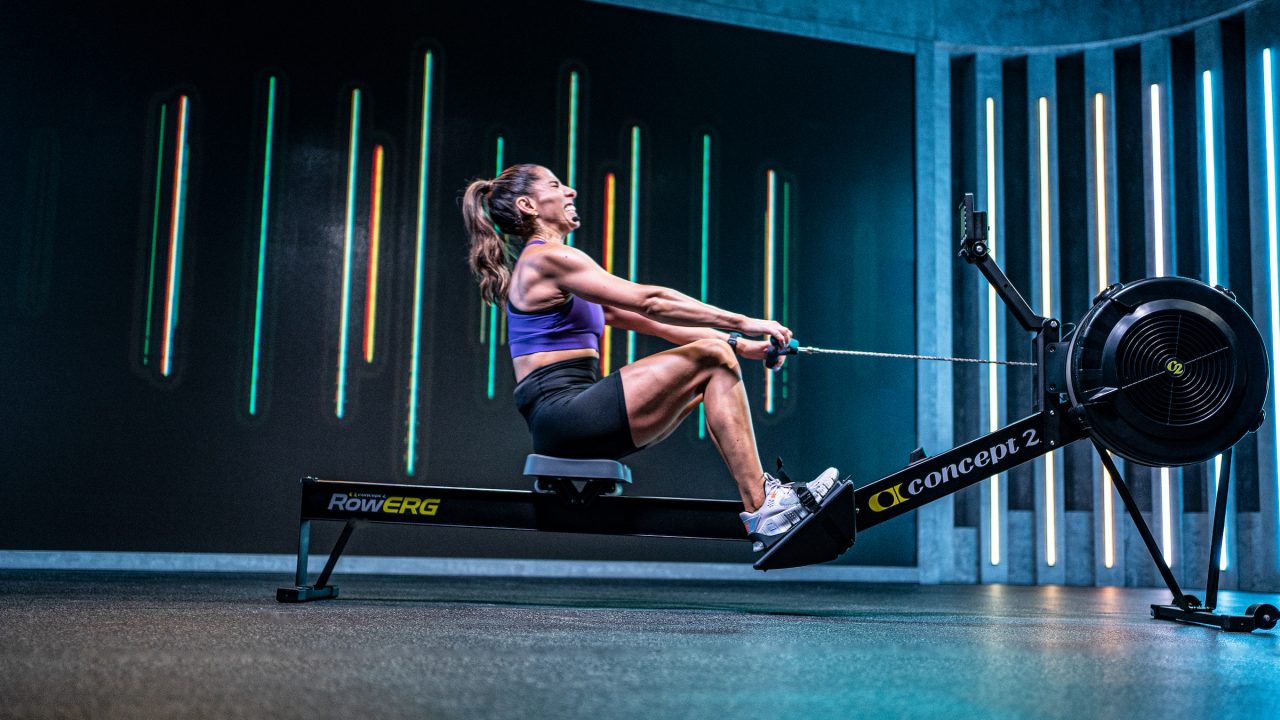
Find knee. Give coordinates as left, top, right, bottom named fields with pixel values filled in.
left=690, top=338, right=739, bottom=373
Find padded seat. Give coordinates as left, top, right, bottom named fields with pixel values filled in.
left=523, top=454, right=632, bottom=484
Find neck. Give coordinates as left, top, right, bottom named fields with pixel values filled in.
left=527, top=234, right=563, bottom=245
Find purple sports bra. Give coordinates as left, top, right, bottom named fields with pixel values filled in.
left=507, top=240, right=606, bottom=358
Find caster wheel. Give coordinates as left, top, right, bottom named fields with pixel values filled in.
left=1245, top=603, right=1278, bottom=631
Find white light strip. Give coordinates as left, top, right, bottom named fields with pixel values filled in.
left=1161, top=468, right=1173, bottom=565
left=1151, top=83, right=1173, bottom=565
left=1039, top=97, right=1053, bottom=319
left=1204, top=71, right=1220, bottom=287
left=1038, top=97, right=1056, bottom=568
left=1213, top=453, right=1223, bottom=566
left=986, top=97, right=1000, bottom=567
left=1264, top=48, right=1280, bottom=567
left=1203, top=69, right=1229, bottom=572
left=1095, top=92, right=1115, bottom=569
left=1152, top=84, right=1165, bottom=278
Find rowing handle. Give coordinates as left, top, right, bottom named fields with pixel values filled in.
left=766, top=337, right=800, bottom=369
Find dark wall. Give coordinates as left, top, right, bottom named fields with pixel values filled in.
left=2, top=2, right=917, bottom=564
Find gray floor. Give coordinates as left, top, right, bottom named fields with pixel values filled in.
left=1, top=571, right=1278, bottom=719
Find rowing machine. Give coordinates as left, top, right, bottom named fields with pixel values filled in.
left=278, top=194, right=1277, bottom=632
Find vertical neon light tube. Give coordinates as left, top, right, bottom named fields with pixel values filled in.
left=698, top=134, right=711, bottom=439
left=250, top=79, right=277, bottom=414
left=160, top=95, right=190, bottom=378
left=627, top=127, right=640, bottom=364
left=1152, top=84, right=1166, bottom=278
left=364, top=144, right=384, bottom=365
left=1095, top=92, right=1115, bottom=569
left=1265, top=48, right=1280, bottom=565
left=406, top=52, right=434, bottom=476
left=566, top=71, right=579, bottom=247
left=764, top=170, right=777, bottom=414
left=782, top=181, right=792, bottom=401
left=487, top=136, right=504, bottom=400
left=1151, top=82, right=1173, bottom=565
left=602, top=173, right=617, bottom=375
left=1038, top=96, right=1057, bottom=567
left=335, top=89, right=361, bottom=419
left=143, top=103, right=168, bottom=367
left=1204, top=72, right=1221, bottom=286
left=1202, top=70, right=1228, bottom=571
left=986, top=97, right=1001, bottom=566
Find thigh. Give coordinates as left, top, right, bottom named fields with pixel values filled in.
left=617, top=339, right=734, bottom=447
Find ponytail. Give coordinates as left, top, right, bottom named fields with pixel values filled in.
left=463, top=179, right=514, bottom=306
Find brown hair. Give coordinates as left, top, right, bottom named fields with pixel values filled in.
left=461, top=163, right=544, bottom=305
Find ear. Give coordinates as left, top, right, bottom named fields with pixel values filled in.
left=515, top=195, right=537, bottom=216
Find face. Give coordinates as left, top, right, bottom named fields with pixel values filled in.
left=517, top=167, right=579, bottom=236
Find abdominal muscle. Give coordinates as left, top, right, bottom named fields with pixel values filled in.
left=513, top=347, right=600, bottom=384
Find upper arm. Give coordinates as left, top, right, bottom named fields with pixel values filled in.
left=529, top=246, right=655, bottom=313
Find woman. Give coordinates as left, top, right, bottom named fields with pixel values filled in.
left=461, top=164, right=837, bottom=552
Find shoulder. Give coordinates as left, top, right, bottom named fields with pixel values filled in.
left=522, top=243, right=597, bottom=276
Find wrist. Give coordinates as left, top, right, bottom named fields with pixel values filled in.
left=726, top=331, right=743, bottom=354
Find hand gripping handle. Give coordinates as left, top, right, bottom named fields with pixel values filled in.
left=766, top=337, right=800, bottom=370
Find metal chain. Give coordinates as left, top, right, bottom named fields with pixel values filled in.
left=797, top=346, right=1036, bottom=367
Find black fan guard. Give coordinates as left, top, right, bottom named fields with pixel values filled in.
left=1065, top=276, right=1269, bottom=467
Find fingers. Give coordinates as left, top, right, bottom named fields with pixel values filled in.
left=770, top=322, right=792, bottom=348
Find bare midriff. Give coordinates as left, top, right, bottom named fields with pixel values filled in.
left=512, top=347, right=600, bottom=384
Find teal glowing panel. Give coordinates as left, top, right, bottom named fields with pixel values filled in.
left=406, top=52, right=434, bottom=476
left=142, top=102, right=167, bottom=367
left=567, top=71, right=579, bottom=247
left=487, top=135, right=504, bottom=400
left=627, top=126, right=640, bottom=364
left=335, top=89, right=361, bottom=418
left=698, top=133, right=710, bottom=439
left=249, top=76, right=277, bottom=416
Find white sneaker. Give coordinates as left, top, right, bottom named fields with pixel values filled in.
left=801, top=467, right=840, bottom=505
left=739, top=474, right=810, bottom=552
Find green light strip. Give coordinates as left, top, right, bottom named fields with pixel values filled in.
left=627, top=126, right=640, bottom=364
left=335, top=88, right=361, bottom=419
left=142, top=103, right=167, bottom=367
left=249, top=77, right=277, bottom=416
left=567, top=71, right=579, bottom=247
left=407, top=52, right=434, bottom=476
left=698, top=134, right=710, bottom=439
left=487, top=135, right=504, bottom=400
left=782, top=180, right=791, bottom=400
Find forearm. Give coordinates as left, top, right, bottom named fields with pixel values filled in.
left=637, top=286, right=746, bottom=330
left=604, top=305, right=730, bottom=345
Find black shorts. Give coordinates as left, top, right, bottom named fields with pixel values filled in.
left=513, top=357, right=638, bottom=460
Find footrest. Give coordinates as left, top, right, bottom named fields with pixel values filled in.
left=753, top=481, right=856, bottom=571
left=276, top=585, right=339, bottom=603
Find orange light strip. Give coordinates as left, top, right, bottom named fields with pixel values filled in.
left=764, top=170, right=776, bottom=413
left=161, top=95, right=190, bottom=377
left=364, top=144, right=384, bottom=363
left=601, top=173, right=617, bottom=375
